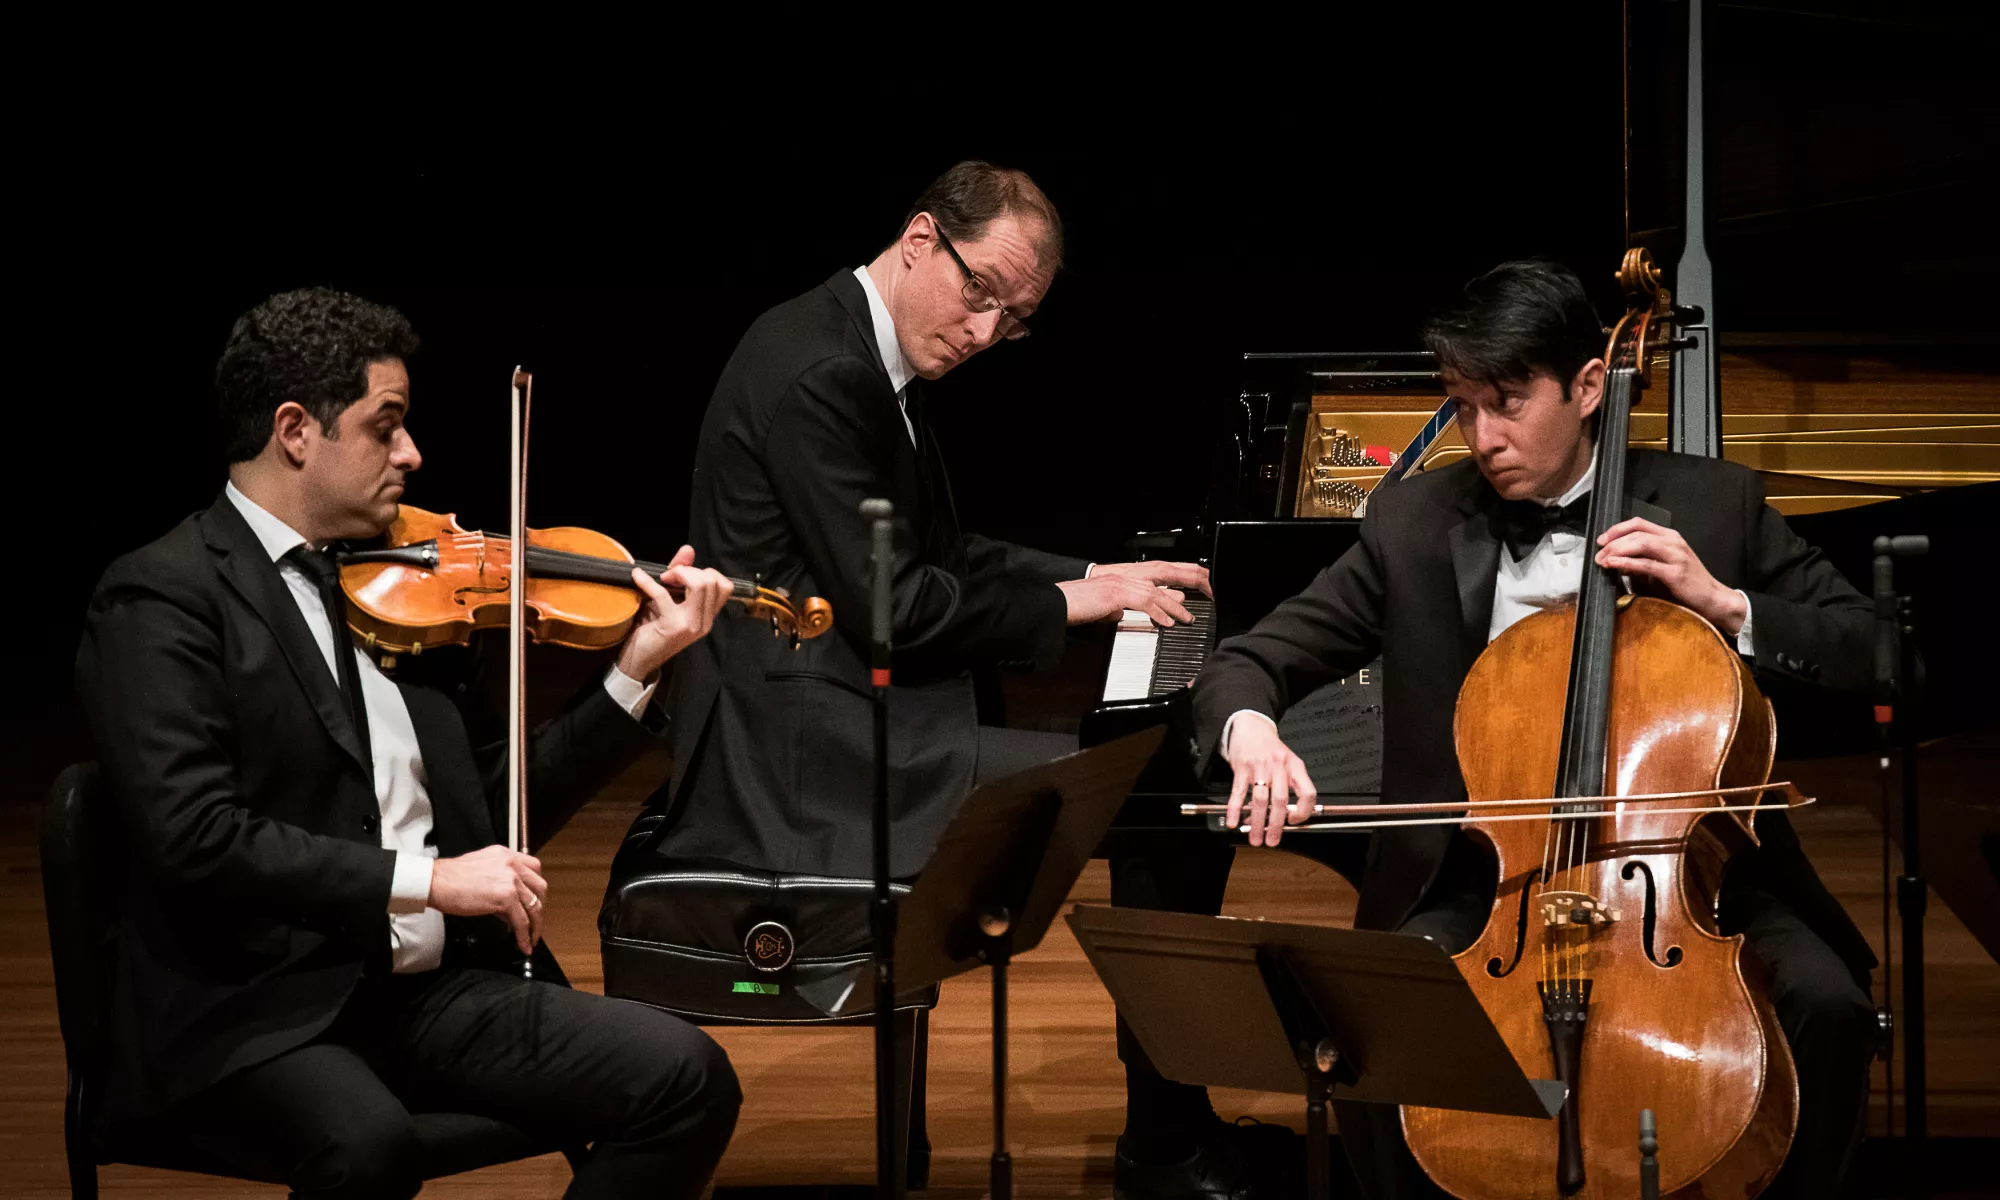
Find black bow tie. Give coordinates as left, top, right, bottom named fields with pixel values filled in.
left=1495, top=495, right=1591, bottom=561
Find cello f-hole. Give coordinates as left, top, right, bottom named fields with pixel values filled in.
left=1488, top=866, right=1544, bottom=979
left=1621, top=860, right=1683, bottom=968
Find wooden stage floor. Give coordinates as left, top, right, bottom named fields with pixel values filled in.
left=4, top=743, right=1995, bottom=1197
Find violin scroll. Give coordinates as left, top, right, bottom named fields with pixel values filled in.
left=743, top=587, right=833, bottom=643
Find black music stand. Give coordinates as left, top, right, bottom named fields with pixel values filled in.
left=800, top=727, right=1164, bottom=1200
left=1067, top=905, right=1566, bottom=1200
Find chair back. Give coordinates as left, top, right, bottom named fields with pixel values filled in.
left=40, top=762, right=117, bottom=1084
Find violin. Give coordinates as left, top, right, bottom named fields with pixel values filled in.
left=336, top=503, right=833, bottom=664
left=1392, top=249, right=1796, bottom=1198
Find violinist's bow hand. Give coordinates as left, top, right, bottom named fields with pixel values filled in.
left=429, top=845, right=548, bottom=956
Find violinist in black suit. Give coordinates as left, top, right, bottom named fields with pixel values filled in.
left=76, top=287, right=742, bottom=1199
left=645, top=160, right=1207, bottom=878
left=1125, top=261, right=1878, bottom=1199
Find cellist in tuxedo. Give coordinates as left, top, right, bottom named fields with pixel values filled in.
left=1160, top=260, right=1879, bottom=1199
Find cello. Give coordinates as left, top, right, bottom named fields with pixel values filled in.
left=1397, top=250, right=1797, bottom=1198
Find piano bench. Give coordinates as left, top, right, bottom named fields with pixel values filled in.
left=597, top=810, right=936, bottom=1188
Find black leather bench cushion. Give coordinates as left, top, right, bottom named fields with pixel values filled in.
left=599, top=814, right=938, bottom=1024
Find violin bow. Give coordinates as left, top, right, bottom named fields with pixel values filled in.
left=509, top=367, right=533, bottom=979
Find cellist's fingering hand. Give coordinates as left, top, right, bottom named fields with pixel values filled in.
left=615, top=545, right=735, bottom=681
left=1222, top=715, right=1317, bottom=848
left=1594, top=518, right=1750, bottom=637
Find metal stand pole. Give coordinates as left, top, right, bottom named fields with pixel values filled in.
left=1305, top=1067, right=1331, bottom=1200
left=1875, top=533, right=1930, bottom=1200
left=990, top=940, right=1013, bottom=1200
left=1639, top=1109, right=1660, bottom=1200
left=1897, top=590, right=1928, bottom=1200
left=863, top=498, right=901, bottom=1200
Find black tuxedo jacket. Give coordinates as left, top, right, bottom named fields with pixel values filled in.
left=74, top=493, right=658, bottom=1127
left=654, top=269, right=1087, bottom=877
left=1194, top=449, right=1876, bottom=978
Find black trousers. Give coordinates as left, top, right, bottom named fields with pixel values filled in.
left=1110, top=834, right=1874, bottom=1200
left=140, top=966, right=741, bottom=1200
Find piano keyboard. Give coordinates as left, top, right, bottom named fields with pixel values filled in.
left=1100, top=595, right=1216, bottom=702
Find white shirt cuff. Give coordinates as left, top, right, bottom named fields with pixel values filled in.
left=1733, top=588, right=1755, bottom=656
left=1220, top=709, right=1278, bottom=756
left=389, top=851, right=433, bottom=915
left=1084, top=562, right=1096, bottom=578
left=603, top=663, right=659, bottom=719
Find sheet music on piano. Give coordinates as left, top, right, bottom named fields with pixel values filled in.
left=1278, top=660, right=1384, bottom=797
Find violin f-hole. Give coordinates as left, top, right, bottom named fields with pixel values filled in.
left=1620, top=860, right=1683, bottom=968
left=454, top=582, right=509, bottom=607
left=1488, top=866, right=1543, bottom=978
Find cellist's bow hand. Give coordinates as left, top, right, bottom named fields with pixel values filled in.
left=1594, top=518, right=1750, bottom=637
left=1222, top=714, right=1318, bottom=848
left=618, top=546, right=735, bottom=680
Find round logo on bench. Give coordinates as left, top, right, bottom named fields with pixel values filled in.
left=743, top=921, right=794, bottom=973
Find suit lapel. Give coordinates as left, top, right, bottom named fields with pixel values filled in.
left=396, top=680, right=490, bottom=853
left=905, top=383, right=965, bottom=566
left=202, top=497, right=371, bottom=776
left=1624, top=447, right=1672, bottom=528
left=1448, top=508, right=1502, bottom=666
left=827, top=271, right=932, bottom=540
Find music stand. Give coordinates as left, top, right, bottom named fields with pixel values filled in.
left=799, top=726, right=1164, bottom=1200
left=1067, top=905, right=1566, bottom=1200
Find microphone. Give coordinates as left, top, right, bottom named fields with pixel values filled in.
left=863, top=499, right=895, bottom=688
left=1872, top=536, right=1928, bottom=721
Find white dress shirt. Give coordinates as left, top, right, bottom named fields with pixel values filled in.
left=853, top=265, right=919, bottom=447
left=1221, top=450, right=1752, bottom=752
left=225, top=483, right=654, bottom=972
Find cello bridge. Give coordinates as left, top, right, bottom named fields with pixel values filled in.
left=1540, top=890, right=1622, bottom=928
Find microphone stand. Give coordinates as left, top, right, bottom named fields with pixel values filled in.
left=1874, top=533, right=1930, bottom=1200
left=863, top=498, right=902, bottom=1200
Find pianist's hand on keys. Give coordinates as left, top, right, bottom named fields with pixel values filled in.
left=1087, top=560, right=1211, bottom=598
left=1057, top=559, right=1206, bottom=627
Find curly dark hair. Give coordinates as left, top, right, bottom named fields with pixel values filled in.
left=215, top=287, right=420, bottom=463
left=899, top=160, right=1063, bottom=268
left=1420, top=259, right=1605, bottom=394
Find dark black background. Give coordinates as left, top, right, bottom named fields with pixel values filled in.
left=15, top=4, right=1995, bottom=735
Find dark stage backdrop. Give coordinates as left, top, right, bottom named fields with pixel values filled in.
left=17, top=5, right=1994, bottom=736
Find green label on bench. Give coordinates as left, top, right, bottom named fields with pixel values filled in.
left=732, top=981, right=781, bottom=995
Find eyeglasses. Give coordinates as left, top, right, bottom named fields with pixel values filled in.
left=932, top=220, right=1031, bottom=341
